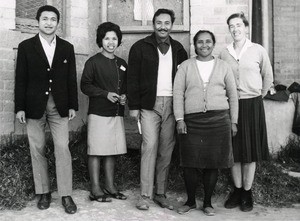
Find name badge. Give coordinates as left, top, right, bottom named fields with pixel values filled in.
left=120, top=65, right=126, bottom=71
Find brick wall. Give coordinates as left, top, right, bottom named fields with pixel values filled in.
left=0, top=0, right=90, bottom=138
left=273, top=0, right=300, bottom=85
left=190, top=0, right=249, bottom=57
left=0, top=0, right=16, bottom=135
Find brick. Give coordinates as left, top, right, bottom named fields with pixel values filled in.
left=3, top=101, right=14, bottom=112
left=4, top=59, right=15, bottom=71
left=1, top=91, right=14, bottom=101
left=0, top=112, right=15, bottom=123
left=0, top=80, right=3, bottom=89
left=0, top=122, right=14, bottom=134
left=0, top=18, right=15, bottom=30
left=70, top=18, right=88, bottom=29
left=4, top=80, right=14, bottom=90
left=226, top=0, right=248, bottom=5
left=70, top=6, right=88, bottom=19
left=0, top=8, right=15, bottom=20
left=1, top=70, right=15, bottom=80
left=280, top=6, right=295, bottom=12
left=0, top=49, right=15, bottom=60
left=71, top=0, right=88, bottom=8
left=70, top=27, right=88, bottom=38
left=0, top=0, right=16, bottom=8
left=214, top=7, right=227, bottom=15
left=191, top=6, right=213, bottom=18
left=0, top=101, right=3, bottom=111
left=274, top=0, right=298, bottom=7
left=190, top=0, right=203, bottom=6
left=213, top=25, right=228, bottom=34
left=203, top=16, right=225, bottom=24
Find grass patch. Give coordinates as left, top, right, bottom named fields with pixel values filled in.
left=277, top=137, right=300, bottom=172
left=1, top=127, right=300, bottom=210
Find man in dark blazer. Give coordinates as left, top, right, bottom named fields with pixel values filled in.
left=15, top=5, right=78, bottom=214
left=127, top=8, right=188, bottom=211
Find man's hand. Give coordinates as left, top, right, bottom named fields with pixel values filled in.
left=69, top=109, right=76, bottom=120
left=231, top=123, right=238, bottom=137
left=176, top=120, right=187, bottom=134
left=16, top=111, right=26, bottom=124
left=129, top=110, right=140, bottom=121
left=107, top=92, right=120, bottom=103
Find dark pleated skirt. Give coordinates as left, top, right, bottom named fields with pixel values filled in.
left=233, top=96, right=269, bottom=163
left=179, top=110, right=234, bottom=169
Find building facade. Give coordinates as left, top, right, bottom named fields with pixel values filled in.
left=0, top=0, right=299, bottom=151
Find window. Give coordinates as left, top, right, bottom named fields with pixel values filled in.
left=100, top=0, right=189, bottom=33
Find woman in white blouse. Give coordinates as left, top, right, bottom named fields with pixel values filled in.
left=174, top=30, right=238, bottom=216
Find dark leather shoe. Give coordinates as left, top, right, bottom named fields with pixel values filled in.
left=62, top=196, right=77, bottom=214
left=241, top=189, right=253, bottom=212
left=275, top=84, right=287, bottom=91
left=224, top=187, right=241, bottom=209
left=288, top=82, right=300, bottom=93
left=37, top=193, right=51, bottom=210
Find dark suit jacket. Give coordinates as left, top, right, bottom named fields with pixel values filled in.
left=15, top=34, right=78, bottom=119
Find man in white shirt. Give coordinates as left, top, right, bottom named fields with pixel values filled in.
left=127, top=8, right=188, bottom=210
left=15, top=5, right=78, bottom=214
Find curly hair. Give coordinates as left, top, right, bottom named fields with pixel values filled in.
left=96, top=22, right=122, bottom=48
left=36, top=5, right=60, bottom=23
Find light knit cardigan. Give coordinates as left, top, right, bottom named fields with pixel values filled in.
left=219, top=42, right=273, bottom=99
left=173, top=57, right=238, bottom=124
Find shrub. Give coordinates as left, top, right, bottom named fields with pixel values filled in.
left=1, top=127, right=300, bottom=210
left=0, top=138, right=34, bottom=210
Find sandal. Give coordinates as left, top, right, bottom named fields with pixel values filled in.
left=89, top=193, right=112, bottom=202
left=103, top=188, right=127, bottom=200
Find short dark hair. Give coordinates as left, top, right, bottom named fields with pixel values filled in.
left=193, top=30, right=216, bottom=55
left=226, top=12, right=249, bottom=27
left=96, top=22, right=122, bottom=48
left=36, top=5, right=60, bottom=23
left=152, top=8, right=175, bottom=24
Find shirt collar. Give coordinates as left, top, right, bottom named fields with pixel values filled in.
left=155, top=35, right=171, bottom=46
left=39, top=34, right=56, bottom=47
left=227, top=38, right=253, bottom=60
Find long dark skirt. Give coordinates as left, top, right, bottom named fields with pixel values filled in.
left=233, top=96, right=269, bottom=163
left=179, top=110, right=234, bottom=169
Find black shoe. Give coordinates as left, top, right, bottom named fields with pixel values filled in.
left=37, top=193, right=51, bottom=210
left=241, top=189, right=253, bottom=212
left=62, top=196, right=77, bottom=214
left=288, top=82, right=300, bottom=93
left=224, top=187, right=242, bottom=209
left=274, top=84, right=287, bottom=91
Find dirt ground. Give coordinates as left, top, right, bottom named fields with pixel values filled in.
left=1, top=189, right=300, bottom=221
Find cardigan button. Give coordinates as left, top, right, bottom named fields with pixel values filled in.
left=45, top=92, right=49, bottom=95
left=47, top=68, right=50, bottom=71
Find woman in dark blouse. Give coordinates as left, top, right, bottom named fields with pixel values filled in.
left=81, top=22, right=127, bottom=202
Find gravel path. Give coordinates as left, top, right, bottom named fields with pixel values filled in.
left=1, top=189, right=300, bottom=221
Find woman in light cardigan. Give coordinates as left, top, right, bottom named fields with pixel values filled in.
left=219, top=12, right=273, bottom=212
left=173, top=30, right=238, bottom=216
